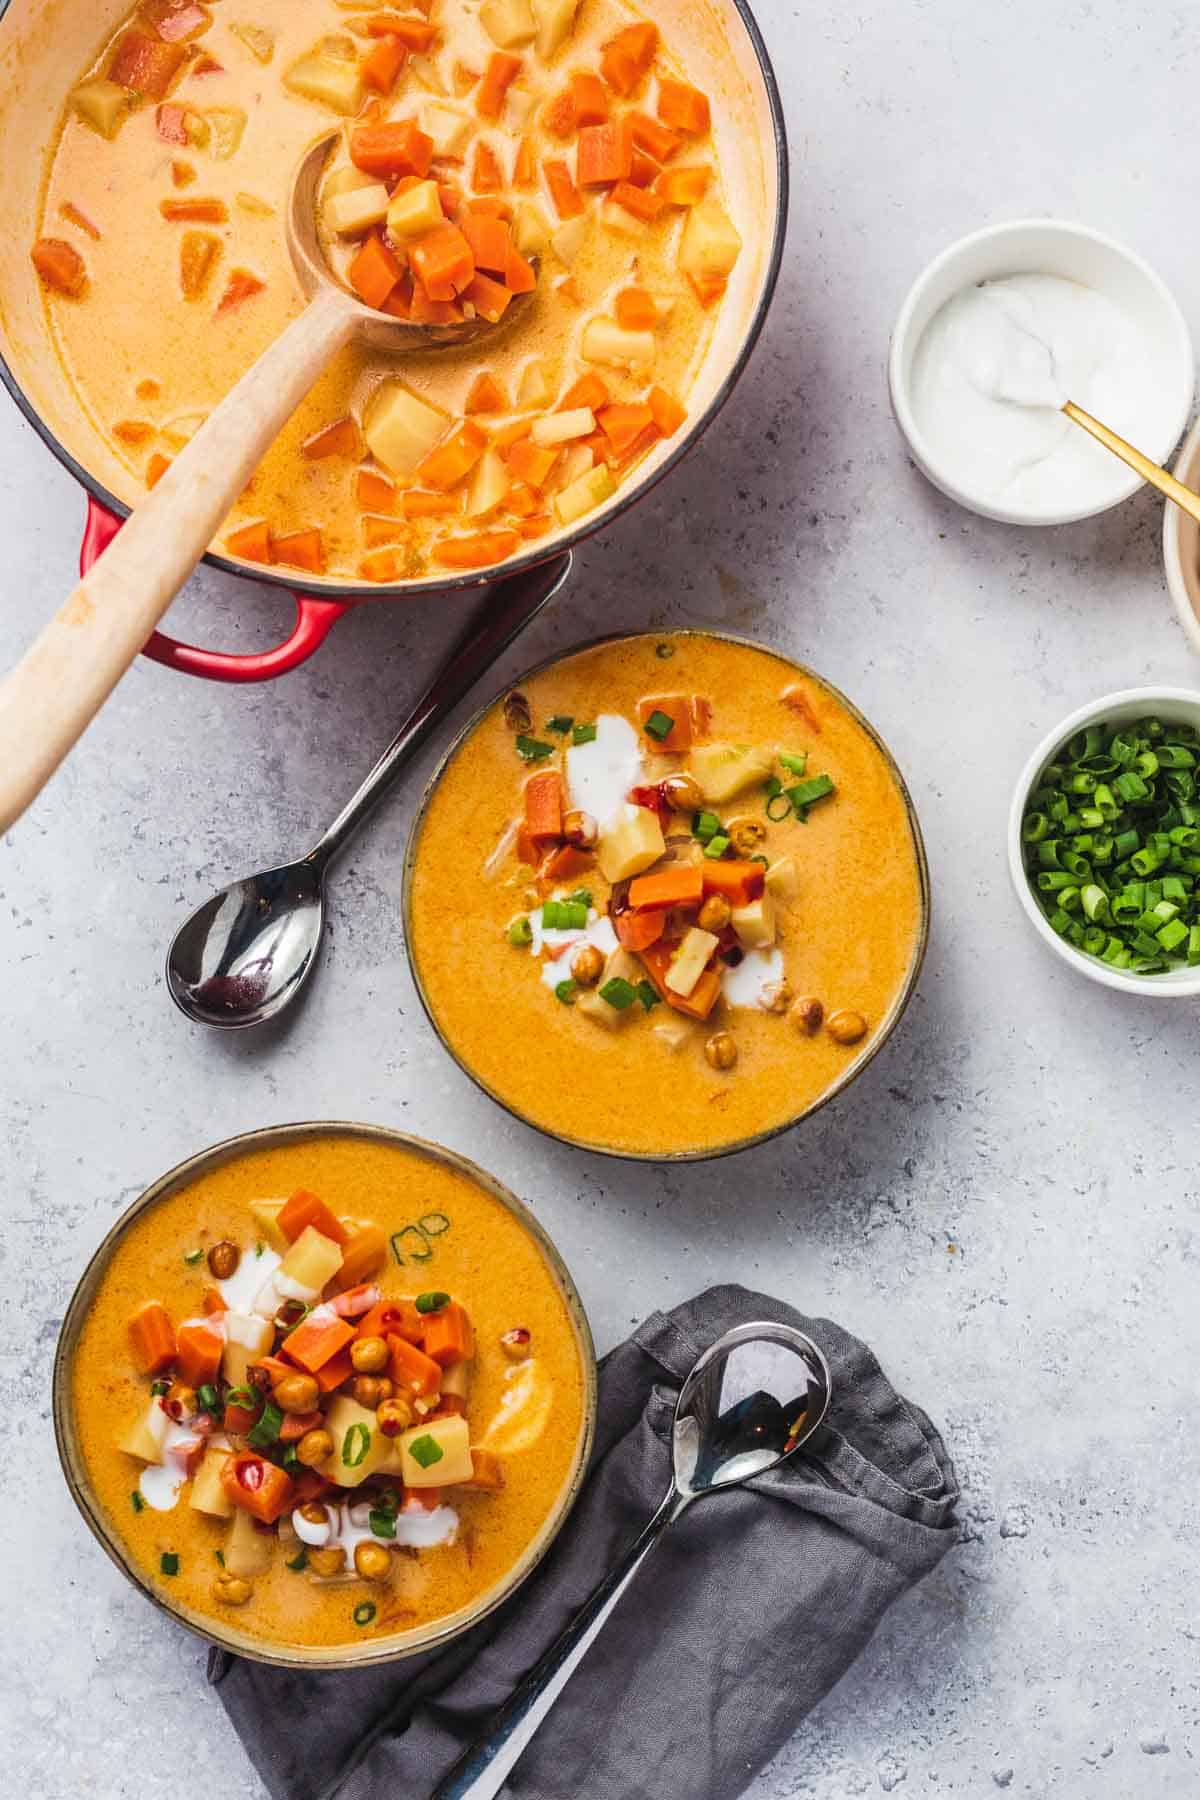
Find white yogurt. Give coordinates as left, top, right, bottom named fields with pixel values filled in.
left=565, top=714, right=644, bottom=828
left=218, top=1240, right=281, bottom=1313
left=533, top=910, right=619, bottom=990
left=292, top=1497, right=459, bottom=1556
left=721, top=947, right=785, bottom=1009
left=909, top=273, right=1160, bottom=512
left=138, top=1409, right=205, bottom=1513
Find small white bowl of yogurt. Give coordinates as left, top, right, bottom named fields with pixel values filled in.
left=890, top=219, right=1194, bottom=526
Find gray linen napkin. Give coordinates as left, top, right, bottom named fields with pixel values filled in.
left=210, top=1284, right=959, bottom=1800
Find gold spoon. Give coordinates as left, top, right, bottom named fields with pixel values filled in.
left=1063, top=401, right=1200, bottom=526
left=0, top=131, right=534, bottom=833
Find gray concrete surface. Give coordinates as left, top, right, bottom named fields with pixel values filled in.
left=4, top=0, right=1200, bottom=1794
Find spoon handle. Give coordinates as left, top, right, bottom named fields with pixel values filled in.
left=1062, top=400, right=1200, bottom=527
left=432, top=1491, right=683, bottom=1800
left=307, top=552, right=572, bottom=868
left=0, top=283, right=360, bottom=833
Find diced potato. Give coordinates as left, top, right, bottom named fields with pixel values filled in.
left=117, top=1401, right=167, bottom=1464
left=322, top=165, right=378, bottom=206
left=515, top=203, right=553, bottom=257
left=232, top=22, right=275, bottom=63
left=581, top=317, right=656, bottom=370
left=225, top=1506, right=274, bottom=1578
left=421, top=102, right=473, bottom=160
left=190, top=1447, right=234, bottom=1518
left=555, top=442, right=593, bottom=488
left=595, top=802, right=665, bottom=883
left=678, top=198, right=742, bottom=280
left=161, top=410, right=209, bottom=451
left=665, top=926, right=720, bottom=997
left=326, top=181, right=390, bottom=235
left=441, top=1359, right=472, bottom=1402
left=531, top=0, right=580, bottom=58
left=689, top=742, right=775, bottom=803
left=386, top=178, right=445, bottom=238
left=399, top=1413, right=473, bottom=1488
left=506, top=85, right=539, bottom=129
left=221, top=1310, right=273, bottom=1385
left=550, top=214, right=589, bottom=266
left=764, top=856, right=799, bottom=902
left=599, top=198, right=649, bottom=238
left=532, top=407, right=593, bottom=447
left=480, top=0, right=537, bottom=48
left=279, top=1225, right=343, bottom=1292
left=731, top=893, right=776, bottom=950
left=408, top=52, right=447, bottom=94
left=653, top=1017, right=694, bottom=1052
left=325, top=1394, right=392, bottom=1486
left=205, top=106, right=247, bottom=159
left=576, top=946, right=642, bottom=1028
left=284, top=52, right=365, bottom=115
left=650, top=294, right=677, bottom=326
left=554, top=460, right=616, bottom=527
left=467, top=447, right=511, bottom=518
left=459, top=1447, right=505, bottom=1490
left=365, top=381, right=448, bottom=476
left=248, top=1197, right=289, bottom=1252
left=70, top=78, right=132, bottom=140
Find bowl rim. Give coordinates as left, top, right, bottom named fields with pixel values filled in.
left=888, top=216, right=1196, bottom=528
left=1162, top=415, right=1200, bottom=656
left=402, top=627, right=932, bottom=1162
left=1007, top=685, right=1200, bottom=995
left=52, top=1118, right=598, bottom=1669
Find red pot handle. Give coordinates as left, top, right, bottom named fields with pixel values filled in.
left=79, top=496, right=352, bottom=683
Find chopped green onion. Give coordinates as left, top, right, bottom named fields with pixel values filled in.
left=693, top=810, right=722, bottom=842
left=255, top=1241, right=264, bottom=1258
left=150, top=1379, right=170, bottom=1397
left=342, top=1422, right=372, bottom=1469
left=286, top=1550, right=308, bottom=1572
left=224, top=1384, right=260, bottom=1413
left=247, top=1402, right=284, bottom=1450
left=183, top=1248, right=204, bottom=1266
left=415, top=1291, right=450, bottom=1313
left=765, top=794, right=792, bottom=822
left=546, top=715, right=574, bottom=734
left=643, top=709, right=675, bottom=742
left=408, top=1433, right=444, bottom=1469
left=763, top=775, right=783, bottom=799
left=215, top=1549, right=225, bottom=1567
left=516, top=734, right=554, bottom=762
left=703, top=835, right=731, bottom=859
left=554, top=979, right=577, bottom=1005
left=599, top=976, right=637, bottom=1010
left=786, top=775, right=835, bottom=811
left=369, top=1509, right=397, bottom=1539
left=160, top=1552, right=179, bottom=1577
left=778, top=751, right=808, bottom=776
left=542, top=899, right=588, bottom=930
left=507, top=915, right=533, bottom=946
left=655, top=641, right=675, bottom=659
left=565, top=888, right=593, bottom=908
left=636, top=980, right=660, bottom=1011
left=572, top=721, right=597, bottom=745
left=353, top=1601, right=377, bottom=1627
left=130, top=1490, right=145, bottom=1513
left=197, top=1384, right=222, bottom=1416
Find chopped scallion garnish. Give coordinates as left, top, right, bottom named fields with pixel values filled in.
left=214, top=1549, right=225, bottom=1567
left=247, top=1402, right=284, bottom=1450
left=765, top=793, right=792, bottom=821
left=542, top=899, right=588, bottom=930
left=779, top=751, right=808, bottom=776
left=150, top=1379, right=170, bottom=1397
left=353, top=1601, right=377, bottom=1627
left=415, top=1291, right=449, bottom=1313
left=764, top=776, right=783, bottom=798
left=183, top=1248, right=203, bottom=1266
left=342, top=1422, right=372, bottom=1468
left=572, top=721, right=597, bottom=745
left=130, top=1490, right=145, bottom=1513
left=655, top=641, right=675, bottom=659
left=643, top=709, right=675, bottom=742
left=546, top=714, right=574, bottom=734
left=703, top=835, right=731, bottom=859
left=197, top=1384, right=222, bottom=1416
left=507, top=915, right=533, bottom=946
left=286, top=1549, right=308, bottom=1572
left=786, top=775, right=835, bottom=812
left=254, top=1241, right=264, bottom=1258
left=160, top=1552, right=179, bottom=1577
left=693, top=810, right=722, bottom=842
left=516, top=734, right=554, bottom=762
left=565, top=888, right=593, bottom=908
left=599, top=976, right=637, bottom=1010
left=408, top=1433, right=445, bottom=1469
left=369, top=1509, right=397, bottom=1539
left=636, top=980, right=660, bottom=1011
left=554, top=979, right=577, bottom=1005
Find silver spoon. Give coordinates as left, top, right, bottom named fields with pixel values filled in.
left=166, top=552, right=571, bottom=1027
left=433, top=1321, right=832, bottom=1800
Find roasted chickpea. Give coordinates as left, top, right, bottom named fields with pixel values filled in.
left=789, top=995, right=824, bottom=1036
left=571, top=944, right=604, bottom=987
left=661, top=772, right=703, bottom=813
left=562, top=809, right=598, bottom=849
left=352, top=1375, right=394, bottom=1410
left=697, top=894, right=732, bottom=933
left=296, top=1428, right=334, bottom=1468
left=163, top=1381, right=198, bottom=1422
left=214, top=1575, right=251, bottom=1606
left=274, top=1372, right=320, bottom=1414
left=206, top=1239, right=240, bottom=1281
left=351, top=1335, right=389, bottom=1375
left=376, top=1396, right=414, bottom=1437
left=501, top=1327, right=532, bottom=1361
left=354, top=1541, right=392, bottom=1582
left=308, top=1546, right=346, bottom=1577
left=704, top=1030, right=738, bottom=1071
left=728, top=816, right=766, bottom=856
left=758, top=980, right=793, bottom=1014
left=827, top=1009, right=868, bottom=1045
left=503, top=690, right=532, bottom=733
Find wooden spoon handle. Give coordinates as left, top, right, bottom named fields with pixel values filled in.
left=1063, top=400, right=1200, bottom=527
left=0, top=282, right=359, bottom=833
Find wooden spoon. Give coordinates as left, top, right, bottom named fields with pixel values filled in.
left=0, top=131, right=532, bottom=834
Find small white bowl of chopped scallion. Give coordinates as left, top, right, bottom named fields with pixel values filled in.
left=1009, top=689, right=1200, bottom=992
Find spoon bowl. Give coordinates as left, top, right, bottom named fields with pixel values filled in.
left=167, top=860, right=325, bottom=1029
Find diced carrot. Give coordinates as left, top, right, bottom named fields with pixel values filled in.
left=512, top=135, right=537, bottom=187
left=543, top=158, right=584, bottom=219
left=428, top=1393, right=468, bottom=1419
left=365, top=13, right=437, bottom=48
left=541, top=90, right=575, bottom=137
left=416, top=419, right=487, bottom=489
left=223, top=1395, right=260, bottom=1435
left=403, top=1486, right=444, bottom=1511
left=112, top=419, right=153, bottom=446
left=277, top=1189, right=350, bottom=1245
left=570, top=71, right=610, bottom=125
left=579, top=430, right=610, bottom=463
left=291, top=1469, right=333, bottom=1505
left=176, top=1321, right=223, bottom=1387
left=327, top=1225, right=387, bottom=1293
left=350, top=120, right=434, bottom=179
left=273, top=529, right=325, bottom=574
left=313, top=1345, right=355, bottom=1392
left=160, top=196, right=228, bottom=224
left=471, top=139, right=503, bottom=193
left=516, top=825, right=538, bottom=864
left=282, top=1311, right=355, bottom=1373
left=490, top=415, right=533, bottom=448
left=655, top=164, right=711, bottom=206
left=595, top=401, right=654, bottom=460
left=363, top=512, right=404, bottom=549
left=410, top=222, right=475, bottom=297
left=396, top=491, right=454, bottom=520
left=215, top=268, right=265, bottom=314
left=179, top=229, right=219, bottom=300
left=599, top=22, right=658, bottom=96
left=226, top=520, right=272, bottom=564
left=109, top=28, right=187, bottom=98
left=505, top=480, right=539, bottom=516
left=302, top=416, right=361, bottom=461
left=700, top=860, right=765, bottom=906
left=524, top=769, right=563, bottom=845
left=615, top=905, right=667, bottom=951
left=246, top=1354, right=294, bottom=1390
left=576, top=119, right=632, bottom=187
left=635, top=693, right=692, bottom=750
left=156, top=102, right=190, bottom=143
left=221, top=1451, right=295, bottom=1523
left=433, top=530, right=520, bottom=568
left=638, top=939, right=722, bottom=1020
left=560, top=371, right=610, bottom=411
left=349, top=234, right=403, bottom=309
left=507, top=438, right=558, bottom=488
left=615, top=287, right=657, bottom=330
left=128, top=1301, right=176, bottom=1375
left=648, top=386, right=687, bottom=436
left=628, top=147, right=660, bottom=188
left=628, top=865, right=704, bottom=909
left=538, top=843, right=593, bottom=882
left=462, top=271, right=512, bottom=322
left=30, top=238, right=87, bottom=298
left=689, top=271, right=727, bottom=307
left=556, top=277, right=579, bottom=305
left=610, top=180, right=666, bottom=222
left=388, top=1333, right=443, bottom=1396
left=362, top=33, right=408, bottom=93
left=461, top=1447, right=505, bottom=1490
left=519, top=515, right=553, bottom=539
left=170, top=159, right=195, bottom=187
left=629, top=111, right=682, bottom=163
left=358, top=1298, right=422, bottom=1344
left=409, top=284, right=463, bottom=325
left=504, top=243, right=537, bottom=293
left=422, top=1300, right=474, bottom=1366
left=438, top=183, right=462, bottom=219
left=189, top=51, right=222, bottom=74
left=60, top=201, right=100, bottom=240
left=477, top=50, right=521, bottom=121
left=278, top=1408, right=324, bottom=1442
left=464, top=195, right=512, bottom=219
left=461, top=210, right=509, bottom=274
left=657, top=77, right=710, bottom=134
left=691, top=694, right=713, bottom=738
left=202, top=1286, right=227, bottom=1316
left=359, top=550, right=401, bottom=583
left=140, top=0, right=209, bottom=42
left=464, top=372, right=508, bottom=413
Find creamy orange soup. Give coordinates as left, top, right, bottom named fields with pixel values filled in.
left=407, top=634, right=927, bottom=1156
left=68, top=1132, right=589, bottom=1653
left=32, top=0, right=742, bottom=580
